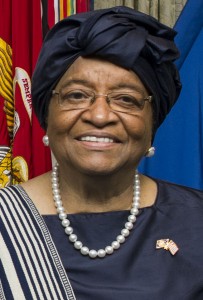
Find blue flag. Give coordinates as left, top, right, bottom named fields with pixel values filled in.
left=139, top=0, right=203, bottom=190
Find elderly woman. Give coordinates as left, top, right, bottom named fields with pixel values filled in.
left=1, top=6, right=203, bottom=300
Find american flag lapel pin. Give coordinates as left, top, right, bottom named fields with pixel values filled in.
left=156, top=239, right=179, bottom=255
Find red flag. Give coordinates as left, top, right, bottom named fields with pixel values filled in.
left=0, top=0, right=52, bottom=185
left=0, top=0, right=90, bottom=187
left=0, top=0, right=13, bottom=187
left=12, top=0, right=34, bottom=182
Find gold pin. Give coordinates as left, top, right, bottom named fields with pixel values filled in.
left=156, top=239, right=179, bottom=255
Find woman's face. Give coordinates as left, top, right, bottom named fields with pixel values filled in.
left=47, top=57, right=153, bottom=175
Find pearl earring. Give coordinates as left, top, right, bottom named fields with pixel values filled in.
left=145, top=146, right=155, bottom=157
left=42, top=135, right=49, bottom=146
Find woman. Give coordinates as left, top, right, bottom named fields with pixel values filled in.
left=1, top=6, right=203, bottom=300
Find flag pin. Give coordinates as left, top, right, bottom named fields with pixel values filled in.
left=156, top=239, right=179, bottom=255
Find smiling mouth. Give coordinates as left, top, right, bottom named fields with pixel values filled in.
left=79, top=136, right=115, bottom=143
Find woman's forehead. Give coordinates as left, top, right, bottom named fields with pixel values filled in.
left=57, top=56, right=148, bottom=93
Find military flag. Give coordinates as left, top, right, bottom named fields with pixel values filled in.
left=0, top=0, right=91, bottom=188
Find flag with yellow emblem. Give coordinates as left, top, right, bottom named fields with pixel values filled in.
left=0, top=1, right=14, bottom=188
left=0, top=0, right=91, bottom=188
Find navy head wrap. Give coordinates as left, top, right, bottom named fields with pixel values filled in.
left=31, top=6, right=182, bottom=132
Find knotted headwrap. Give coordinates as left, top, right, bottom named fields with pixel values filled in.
left=31, top=6, right=182, bottom=132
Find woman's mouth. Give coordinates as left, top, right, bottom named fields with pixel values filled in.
left=80, top=136, right=114, bottom=143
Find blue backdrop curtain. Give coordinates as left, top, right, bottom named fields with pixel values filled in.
left=139, top=0, right=203, bottom=190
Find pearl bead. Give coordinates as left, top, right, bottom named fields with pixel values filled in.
left=51, top=177, right=58, bottom=183
left=135, top=186, right=140, bottom=191
left=98, top=249, right=106, bottom=258
left=53, top=164, right=58, bottom=170
left=43, top=135, right=49, bottom=146
left=69, top=234, right=77, bottom=242
left=80, top=246, right=89, bottom=255
left=55, top=200, right=62, bottom=207
left=54, top=195, right=61, bottom=202
left=135, top=191, right=140, bottom=197
left=125, top=222, right=133, bottom=230
left=65, top=226, right=73, bottom=235
left=61, top=219, right=70, bottom=227
left=116, top=235, right=125, bottom=243
left=105, top=246, right=114, bottom=254
left=89, top=250, right=98, bottom=258
left=128, top=215, right=136, bottom=223
left=112, top=241, right=120, bottom=249
left=59, top=212, right=67, bottom=220
left=57, top=207, right=64, bottom=214
left=121, top=228, right=130, bottom=237
left=52, top=183, right=59, bottom=189
left=74, top=241, right=83, bottom=249
left=133, top=196, right=140, bottom=202
left=53, top=189, right=60, bottom=195
left=131, top=207, right=139, bottom=215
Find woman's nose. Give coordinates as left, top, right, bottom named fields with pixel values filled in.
left=81, top=96, right=118, bottom=127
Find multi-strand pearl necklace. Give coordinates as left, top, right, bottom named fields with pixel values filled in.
left=51, top=163, right=141, bottom=259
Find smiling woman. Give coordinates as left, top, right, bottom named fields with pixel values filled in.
left=1, top=6, right=203, bottom=300
left=47, top=57, right=153, bottom=178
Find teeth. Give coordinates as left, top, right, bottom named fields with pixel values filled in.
left=81, top=136, right=114, bottom=143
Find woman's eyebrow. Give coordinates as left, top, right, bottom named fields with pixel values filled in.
left=60, top=79, right=145, bottom=93
left=114, top=83, right=145, bottom=93
left=61, top=79, right=93, bottom=89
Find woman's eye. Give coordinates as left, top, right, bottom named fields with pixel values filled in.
left=116, top=95, right=137, bottom=105
left=120, top=96, right=134, bottom=103
left=112, top=94, right=143, bottom=109
left=62, top=91, right=89, bottom=101
left=68, top=92, right=86, bottom=100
